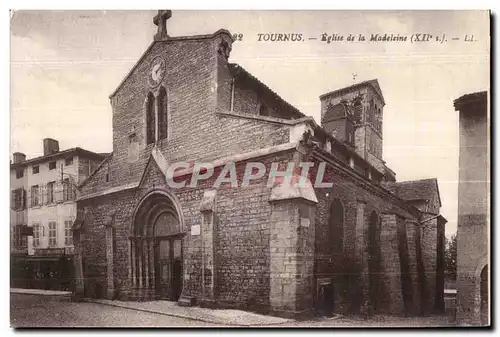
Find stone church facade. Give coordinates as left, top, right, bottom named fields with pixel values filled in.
left=75, top=11, right=447, bottom=318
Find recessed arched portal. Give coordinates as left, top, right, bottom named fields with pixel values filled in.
left=130, top=191, right=185, bottom=301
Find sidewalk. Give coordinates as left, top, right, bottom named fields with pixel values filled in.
left=87, top=298, right=294, bottom=327
left=10, top=288, right=72, bottom=297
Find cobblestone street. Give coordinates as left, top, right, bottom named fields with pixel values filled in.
left=10, top=293, right=455, bottom=328
left=10, top=294, right=222, bottom=328
left=283, top=314, right=455, bottom=327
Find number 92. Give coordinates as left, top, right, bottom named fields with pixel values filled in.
left=232, top=33, right=243, bottom=42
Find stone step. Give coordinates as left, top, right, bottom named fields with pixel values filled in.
left=178, top=295, right=196, bottom=307
left=127, top=288, right=157, bottom=301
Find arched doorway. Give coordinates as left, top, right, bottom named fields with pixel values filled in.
left=367, top=211, right=381, bottom=312
left=480, top=265, right=488, bottom=325
left=130, top=191, right=185, bottom=301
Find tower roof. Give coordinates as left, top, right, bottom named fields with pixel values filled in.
left=320, top=79, right=385, bottom=105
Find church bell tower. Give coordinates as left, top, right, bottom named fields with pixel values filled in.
left=320, top=79, right=386, bottom=173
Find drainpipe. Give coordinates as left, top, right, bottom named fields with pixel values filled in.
left=364, top=121, right=368, bottom=160
left=230, top=77, right=235, bottom=112
left=201, top=217, right=205, bottom=302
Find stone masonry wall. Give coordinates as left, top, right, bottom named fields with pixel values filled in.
left=406, top=221, right=422, bottom=314
left=397, top=216, right=415, bottom=315
left=457, top=110, right=488, bottom=325
left=420, top=217, right=437, bottom=313
left=79, top=189, right=137, bottom=299
left=295, top=203, right=316, bottom=313
left=456, top=216, right=488, bottom=325
left=379, top=213, right=404, bottom=315
left=311, top=155, right=420, bottom=315
left=269, top=198, right=316, bottom=318
left=269, top=200, right=299, bottom=313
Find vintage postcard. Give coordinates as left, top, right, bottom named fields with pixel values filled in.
left=10, top=10, right=490, bottom=328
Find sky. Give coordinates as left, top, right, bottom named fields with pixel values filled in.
left=10, top=10, right=490, bottom=237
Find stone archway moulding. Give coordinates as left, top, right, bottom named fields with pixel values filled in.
left=474, top=253, right=489, bottom=279
left=130, top=188, right=186, bottom=236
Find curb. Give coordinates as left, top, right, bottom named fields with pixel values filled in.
left=84, top=299, right=242, bottom=326
left=10, top=288, right=72, bottom=297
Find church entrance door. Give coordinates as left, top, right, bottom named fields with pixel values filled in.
left=155, top=235, right=183, bottom=301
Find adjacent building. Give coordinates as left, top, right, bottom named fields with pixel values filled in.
left=454, top=91, right=489, bottom=326
left=74, top=11, right=447, bottom=318
left=10, top=138, right=107, bottom=287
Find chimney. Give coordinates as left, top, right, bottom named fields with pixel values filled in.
left=43, top=138, right=59, bottom=156
left=13, top=152, right=26, bottom=164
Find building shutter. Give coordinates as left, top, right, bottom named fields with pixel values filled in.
left=21, top=189, right=26, bottom=209
left=55, top=181, right=63, bottom=203
left=21, top=225, right=33, bottom=236
left=39, top=185, right=44, bottom=206
left=41, top=184, right=47, bottom=205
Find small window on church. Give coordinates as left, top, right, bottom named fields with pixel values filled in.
left=368, top=99, right=375, bottom=124
left=203, top=213, right=212, bottom=226
left=128, top=133, right=139, bottom=163
left=146, top=93, right=156, bottom=144
left=259, top=103, right=269, bottom=116
left=157, top=87, right=168, bottom=140
left=348, top=131, right=354, bottom=144
left=377, top=108, right=382, bottom=132
left=299, top=204, right=311, bottom=228
left=105, top=162, right=110, bottom=183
